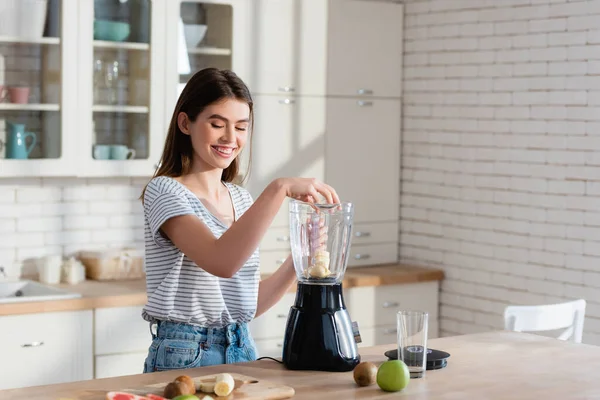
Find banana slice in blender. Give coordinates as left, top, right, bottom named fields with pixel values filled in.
left=308, top=264, right=331, bottom=278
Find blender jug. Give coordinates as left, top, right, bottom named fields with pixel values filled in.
left=289, top=199, right=354, bottom=284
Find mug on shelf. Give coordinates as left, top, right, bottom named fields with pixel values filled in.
left=93, top=144, right=136, bottom=160
left=110, top=144, right=136, bottom=160
left=93, top=144, right=111, bottom=160
left=4, top=86, right=30, bottom=104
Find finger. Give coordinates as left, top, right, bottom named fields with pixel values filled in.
left=314, top=184, right=333, bottom=204
left=322, top=183, right=340, bottom=204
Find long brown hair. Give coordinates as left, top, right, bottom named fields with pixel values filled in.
left=141, top=68, right=253, bottom=202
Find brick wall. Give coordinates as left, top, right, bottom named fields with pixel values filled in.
left=0, top=178, right=146, bottom=277
left=400, top=0, right=600, bottom=344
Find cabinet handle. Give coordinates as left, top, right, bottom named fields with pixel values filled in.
left=277, top=343, right=283, bottom=347
left=21, top=341, right=44, bottom=348
left=279, top=98, right=295, bottom=105
left=383, top=328, right=397, bottom=335
left=354, top=231, right=371, bottom=238
left=277, top=314, right=287, bottom=318
left=276, top=258, right=286, bottom=265
left=357, top=88, right=373, bottom=95
left=354, top=253, right=371, bottom=260
left=278, top=86, right=295, bottom=92
left=383, top=301, right=399, bottom=308
left=276, top=236, right=289, bottom=242
left=357, top=101, right=373, bottom=107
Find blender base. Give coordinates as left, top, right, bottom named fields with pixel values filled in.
left=282, top=282, right=361, bottom=372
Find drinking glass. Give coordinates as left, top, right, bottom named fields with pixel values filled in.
left=397, top=310, right=429, bottom=378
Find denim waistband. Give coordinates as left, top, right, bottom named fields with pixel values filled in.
left=154, top=320, right=250, bottom=347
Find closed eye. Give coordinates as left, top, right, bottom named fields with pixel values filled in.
left=236, top=127, right=247, bottom=131
left=211, top=123, right=224, bottom=129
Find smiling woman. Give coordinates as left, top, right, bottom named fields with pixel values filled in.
left=138, top=68, right=340, bottom=372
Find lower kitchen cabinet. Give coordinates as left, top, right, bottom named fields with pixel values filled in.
left=94, top=306, right=152, bottom=378
left=95, top=352, right=148, bottom=379
left=0, top=310, right=93, bottom=390
left=248, top=281, right=440, bottom=357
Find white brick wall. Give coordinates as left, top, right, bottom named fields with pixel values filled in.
left=0, top=178, right=146, bottom=276
left=401, top=0, right=600, bottom=344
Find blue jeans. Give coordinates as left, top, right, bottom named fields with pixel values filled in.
left=143, top=320, right=258, bottom=373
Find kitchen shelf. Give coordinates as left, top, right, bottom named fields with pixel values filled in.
left=0, top=103, right=60, bottom=111
left=0, top=36, right=60, bottom=45
left=93, top=41, right=150, bottom=51
left=187, top=47, right=232, bottom=56
left=92, top=105, right=149, bottom=113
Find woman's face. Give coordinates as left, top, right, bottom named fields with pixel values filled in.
left=178, top=98, right=250, bottom=171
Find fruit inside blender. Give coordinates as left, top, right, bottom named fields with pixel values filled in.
left=306, top=213, right=332, bottom=279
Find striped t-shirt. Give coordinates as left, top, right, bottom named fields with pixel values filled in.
left=141, top=175, right=260, bottom=327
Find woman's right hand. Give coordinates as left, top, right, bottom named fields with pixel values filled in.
left=274, top=177, right=340, bottom=204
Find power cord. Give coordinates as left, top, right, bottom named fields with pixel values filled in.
left=257, top=356, right=283, bottom=364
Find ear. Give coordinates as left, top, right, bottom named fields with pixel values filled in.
left=178, top=112, right=191, bottom=135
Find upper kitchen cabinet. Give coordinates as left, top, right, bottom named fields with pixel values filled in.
left=0, top=0, right=79, bottom=177
left=249, top=0, right=327, bottom=96
left=250, top=0, right=403, bottom=98
left=163, top=0, right=252, bottom=118
left=76, top=0, right=167, bottom=177
left=325, top=97, right=401, bottom=223
left=326, top=0, right=403, bottom=98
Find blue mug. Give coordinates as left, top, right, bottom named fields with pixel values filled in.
left=6, top=122, right=36, bottom=159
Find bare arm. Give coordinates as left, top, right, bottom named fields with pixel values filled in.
left=159, top=177, right=338, bottom=279
left=160, top=179, right=286, bottom=278
left=255, top=254, right=296, bottom=318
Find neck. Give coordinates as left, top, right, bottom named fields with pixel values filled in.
left=181, top=158, right=226, bottom=199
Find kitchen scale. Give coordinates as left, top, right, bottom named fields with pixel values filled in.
left=384, top=348, right=451, bottom=370
left=281, top=200, right=361, bottom=372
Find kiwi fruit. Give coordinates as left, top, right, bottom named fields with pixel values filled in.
left=353, top=361, right=378, bottom=387
left=174, top=375, right=196, bottom=395
left=164, top=381, right=188, bottom=399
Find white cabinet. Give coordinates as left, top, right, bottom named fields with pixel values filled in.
left=249, top=282, right=438, bottom=357
left=94, top=305, right=152, bottom=378
left=0, top=0, right=170, bottom=177
left=250, top=0, right=403, bottom=98
left=250, top=0, right=327, bottom=96
left=345, top=282, right=440, bottom=348
left=0, top=310, right=93, bottom=390
left=326, top=0, right=404, bottom=98
left=246, top=94, right=326, bottom=228
left=325, top=98, right=401, bottom=223
left=249, top=292, right=295, bottom=358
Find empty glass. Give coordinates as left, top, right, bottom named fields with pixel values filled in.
left=397, top=310, right=429, bottom=378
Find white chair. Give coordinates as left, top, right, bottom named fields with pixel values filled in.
left=503, top=299, right=587, bottom=344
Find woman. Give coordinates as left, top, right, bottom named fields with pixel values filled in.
left=141, top=67, right=339, bottom=372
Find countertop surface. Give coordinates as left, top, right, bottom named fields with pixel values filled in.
left=0, top=263, right=443, bottom=316
left=2, top=331, right=597, bottom=399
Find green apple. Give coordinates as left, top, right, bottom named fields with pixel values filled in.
left=376, top=360, right=410, bottom=392
left=172, top=395, right=200, bottom=400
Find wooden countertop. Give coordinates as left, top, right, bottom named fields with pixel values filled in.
left=0, top=263, right=443, bottom=317
left=2, top=331, right=598, bottom=399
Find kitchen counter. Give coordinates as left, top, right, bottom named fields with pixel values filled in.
left=2, top=331, right=598, bottom=399
left=0, top=263, right=443, bottom=316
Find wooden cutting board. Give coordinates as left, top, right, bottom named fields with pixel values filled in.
left=109, top=373, right=295, bottom=400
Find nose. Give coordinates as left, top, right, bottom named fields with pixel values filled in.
left=220, top=124, right=236, bottom=143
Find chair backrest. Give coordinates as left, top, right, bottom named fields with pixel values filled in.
left=503, top=299, right=587, bottom=343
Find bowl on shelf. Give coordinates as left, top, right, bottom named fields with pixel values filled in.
left=184, top=24, right=207, bottom=48
left=94, top=20, right=130, bottom=42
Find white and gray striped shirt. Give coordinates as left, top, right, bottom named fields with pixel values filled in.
left=141, top=176, right=260, bottom=327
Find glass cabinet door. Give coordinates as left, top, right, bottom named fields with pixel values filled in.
left=0, top=0, right=78, bottom=176
left=79, top=0, right=165, bottom=176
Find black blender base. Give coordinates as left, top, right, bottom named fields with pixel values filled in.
left=282, top=283, right=361, bottom=372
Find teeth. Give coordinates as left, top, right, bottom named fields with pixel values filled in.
left=214, top=147, right=233, bottom=155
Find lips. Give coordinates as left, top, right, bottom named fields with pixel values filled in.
left=211, top=145, right=236, bottom=158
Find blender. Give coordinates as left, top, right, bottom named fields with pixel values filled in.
left=281, top=199, right=361, bottom=372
